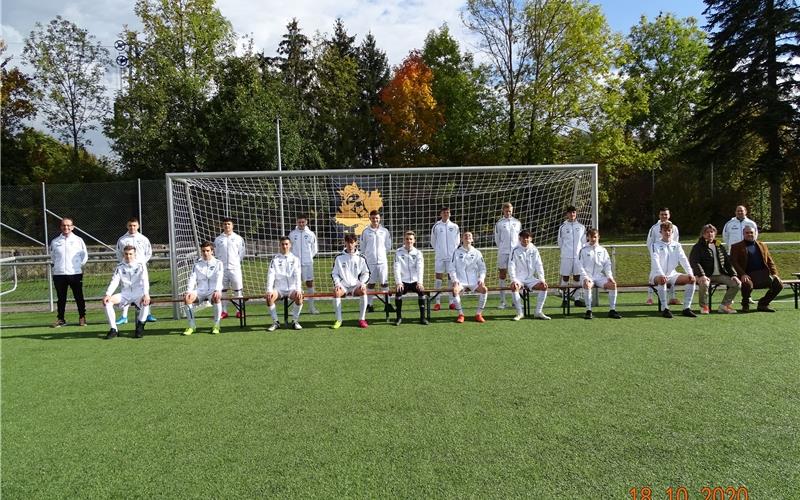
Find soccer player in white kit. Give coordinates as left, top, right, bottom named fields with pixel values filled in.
left=646, top=208, right=680, bottom=305
left=394, top=231, right=428, bottom=326
left=214, top=218, right=245, bottom=319
left=449, top=231, right=489, bottom=323
left=103, top=245, right=151, bottom=339
left=332, top=234, right=371, bottom=329
left=578, top=229, right=622, bottom=320
left=288, top=214, right=320, bottom=314
left=508, top=230, right=551, bottom=321
left=359, top=210, right=392, bottom=311
left=722, top=205, right=759, bottom=251
left=266, top=236, right=304, bottom=331
left=494, top=202, right=522, bottom=309
left=557, top=205, right=587, bottom=305
left=650, top=222, right=697, bottom=318
left=430, top=207, right=459, bottom=311
left=182, top=242, right=224, bottom=336
left=114, top=217, right=156, bottom=324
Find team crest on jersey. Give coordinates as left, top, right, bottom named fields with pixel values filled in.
left=335, top=182, right=383, bottom=235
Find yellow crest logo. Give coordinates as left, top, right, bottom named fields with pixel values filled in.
left=335, top=182, right=383, bottom=235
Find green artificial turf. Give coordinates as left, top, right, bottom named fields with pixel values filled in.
left=2, top=292, right=798, bottom=498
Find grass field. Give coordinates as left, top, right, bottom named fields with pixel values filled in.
left=2, top=289, right=799, bottom=498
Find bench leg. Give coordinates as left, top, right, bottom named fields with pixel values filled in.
left=522, top=289, right=530, bottom=317
left=283, top=296, right=289, bottom=325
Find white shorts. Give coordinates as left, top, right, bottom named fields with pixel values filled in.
left=367, top=262, right=388, bottom=285
left=268, top=288, right=299, bottom=299
left=585, top=276, right=611, bottom=288
left=497, top=252, right=511, bottom=269
left=337, top=284, right=363, bottom=296
left=223, top=268, right=243, bottom=292
left=455, top=283, right=483, bottom=293
left=650, top=272, right=682, bottom=287
left=434, top=256, right=451, bottom=275
left=301, top=263, right=314, bottom=282
left=560, top=258, right=581, bottom=276
left=116, top=292, right=146, bottom=308
left=513, top=278, right=543, bottom=290
left=194, top=289, right=217, bottom=303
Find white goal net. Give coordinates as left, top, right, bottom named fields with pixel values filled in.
left=167, top=165, right=597, bottom=301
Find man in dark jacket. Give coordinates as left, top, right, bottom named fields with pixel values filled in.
left=689, top=224, right=741, bottom=314
left=729, top=227, right=783, bottom=312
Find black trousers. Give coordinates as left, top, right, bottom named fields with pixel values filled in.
left=395, top=282, right=425, bottom=319
left=53, top=273, right=86, bottom=320
left=741, top=269, right=783, bottom=307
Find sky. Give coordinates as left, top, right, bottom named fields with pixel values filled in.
left=1, top=0, right=708, bottom=157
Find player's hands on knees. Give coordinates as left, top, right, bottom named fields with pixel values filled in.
left=334, top=285, right=345, bottom=297
left=699, top=276, right=710, bottom=286
left=655, top=275, right=667, bottom=285
left=211, top=291, right=222, bottom=302
left=452, top=282, right=462, bottom=295
left=688, top=275, right=697, bottom=284
left=509, top=281, right=520, bottom=292
left=583, top=278, right=593, bottom=289
left=417, top=283, right=425, bottom=292
left=396, top=284, right=404, bottom=294
left=102, top=295, right=112, bottom=305
left=142, top=294, right=151, bottom=306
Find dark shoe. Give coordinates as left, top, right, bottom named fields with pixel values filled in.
left=682, top=308, right=697, bottom=318
left=52, top=319, right=67, bottom=328
left=134, top=321, right=145, bottom=338
left=757, top=305, right=776, bottom=313
left=608, top=310, right=622, bottom=319
left=366, top=304, right=375, bottom=313
left=79, top=317, right=87, bottom=327
left=395, top=317, right=402, bottom=326
left=741, top=302, right=751, bottom=312
left=584, top=310, right=593, bottom=320
left=419, top=318, right=429, bottom=325
left=575, top=299, right=586, bottom=307
left=662, top=309, right=673, bottom=319
left=105, top=328, right=118, bottom=339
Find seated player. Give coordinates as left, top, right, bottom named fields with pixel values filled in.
left=394, top=231, right=428, bottom=326
left=102, top=245, right=151, bottom=339
left=650, top=222, right=697, bottom=318
left=578, top=229, right=622, bottom=320
left=449, top=231, right=489, bottom=323
left=332, top=234, right=371, bottom=329
left=182, top=241, right=224, bottom=335
left=265, top=236, right=304, bottom=331
left=508, top=229, right=551, bottom=321
left=730, top=226, right=783, bottom=312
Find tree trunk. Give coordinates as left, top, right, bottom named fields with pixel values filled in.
left=769, top=178, right=785, bottom=231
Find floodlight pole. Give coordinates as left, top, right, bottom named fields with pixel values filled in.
left=276, top=117, right=285, bottom=236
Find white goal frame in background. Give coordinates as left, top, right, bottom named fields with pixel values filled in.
left=166, top=165, right=598, bottom=314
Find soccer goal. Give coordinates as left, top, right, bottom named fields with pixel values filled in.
left=166, top=165, right=598, bottom=307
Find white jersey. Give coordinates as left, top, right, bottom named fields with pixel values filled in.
left=557, top=220, right=586, bottom=259
left=332, top=250, right=370, bottom=289
left=106, top=261, right=150, bottom=297
left=650, top=239, right=693, bottom=280
left=359, top=225, right=392, bottom=265
left=647, top=221, right=679, bottom=252
left=494, top=216, right=522, bottom=255
left=722, top=217, right=758, bottom=250
left=187, top=257, right=224, bottom=293
left=394, top=246, right=425, bottom=284
left=578, top=244, right=613, bottom=282
left=267, top=252, right=302, bottom=292
left=430, top=219, right=460, bottom=260
left=214, top=232, right=245, bottom=271
left=449, top=246, right=487, bottom=285
left=115, top=232, right=152, bottom=264
left=50, top=233, right=88, bottom=275
left=508, top=244, right=545, bottom=283
left=288, top=226, right=318, bottom=265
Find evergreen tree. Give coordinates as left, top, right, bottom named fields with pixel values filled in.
left=356, top=32, right=390, bottom=167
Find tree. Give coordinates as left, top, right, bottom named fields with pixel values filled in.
left=266, top=18, right=314, bottom=108
left=106, top=0, right=235, bottom=177
left=355, top=32, right=390, bottom=167
left=697, top=0, right=800, bottom=230
left=1, top=40, right=37, bottom=136
left=375, top=52, right=443, bottom=167
left=22, top=16, right=111, bottom=162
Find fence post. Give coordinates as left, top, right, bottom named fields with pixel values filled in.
left=42, top=182, right=54, bottom=313
left=138, top=178, right=143, bottom=230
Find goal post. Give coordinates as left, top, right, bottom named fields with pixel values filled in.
left=166, top=165, right=598, bottom=312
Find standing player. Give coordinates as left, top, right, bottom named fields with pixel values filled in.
left=646, top=208, right=680, bottom=305
left=430, top=207, right=460, bottom=311
left=394, top=231, right=428, bottom=326
left=722, top=205, right=759, bottom=251
left=449, top=231, right=489, bottom=323
left=508, top=230, right=551, bottom=321
left=265, top=237, right=304, bottom=331
left=332, top=234, right=371, bottom=329
left=214, top=218, right=246, bottom=319
left=494, top=202, right=522, bottom=309
left=49, top=217, right=88, bottom=328
left=288, top=214, right=319, bottom=314
left=578, top=229, right=622, bottom=320
left=182, top=242, right=224, bottom=336
left=650, top=222, right=697, bottom=318
left=115, top=217, right=156, bottom=324
left=557, top=206, right=587, bottom=306
left=359, top=210, right=392, bottom=312
left=102, top=245, right=151, bottom=339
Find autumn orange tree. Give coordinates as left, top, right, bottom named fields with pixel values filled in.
left=375, top=52, right=443, bottom=167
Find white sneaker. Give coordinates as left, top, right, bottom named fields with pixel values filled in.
left=497, top=302, right=507, bottom=310
left=513, top=313, right=524, bottom=321
left=534, top=312, right=551, bottom=320
left=309, top=306, right=320, bottom=315
left=266, top=321, right=280, bottom=332
left=292, top=321, right=303, bottom=330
